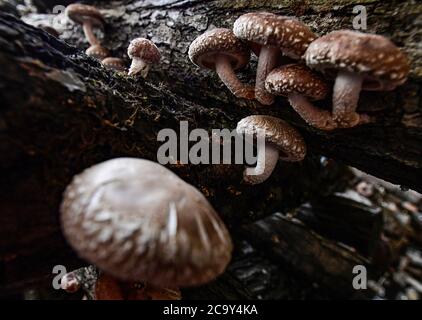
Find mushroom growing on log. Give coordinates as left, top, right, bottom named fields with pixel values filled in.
left=233, top=12, right=316, bottom=105
left=189, top=28, right=254, bottom=100
left=236, top=115, right=307, bottom=184
left=65, top=4, right=105, bottom=47
left=265, top=64, right=337, bottom=131
left=127, top=38, right=161, bottom=78
left=305, top=30, right=409, bottom=128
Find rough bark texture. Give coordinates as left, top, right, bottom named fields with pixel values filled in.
left=0, top=0, right=421, bottom=298
left=24, top=0, right=421, bottom=189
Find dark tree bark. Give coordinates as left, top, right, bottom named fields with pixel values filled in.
left=0, top=0, right=421, bottom=298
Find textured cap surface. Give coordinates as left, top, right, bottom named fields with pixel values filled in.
left=233, top=12, right=316, bottom=59
left=188, top=28, right=251, bottom=70
left=305, top=30, right=409, bottom=90
left=86, top=45, right=109, bottom=59
left=236, top=115, right=306, bottom=161
left=127, top=38, right=161, bottom=64
left=65, top=4, right=104, bottom=27
left=61, top=158, right=232, bottom=287
left=102, top=57, right=126, bottom=71
left=265, top=64, right=329, bottom=100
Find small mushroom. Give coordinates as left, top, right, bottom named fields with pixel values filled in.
left=60, top=271, right=81, bottom=293
left=265, top=64, right=337, bottom=130
left=65, top=4, right=105, bottom=46
left=233, top=12, right=316, bottom=105
left=127, top=38, right=161, bottom=78
left=60, top=158, right=232, bottom=287
left=85, top=44, right=109, bottom=60
left=236, top=115, right=306, bottom=184
left=188, top=28, right=254, bottom=100
left=305, top=30, right=409, bottom=128
left=102, top=57, right=126, bottom=72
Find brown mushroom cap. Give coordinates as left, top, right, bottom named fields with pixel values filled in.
left=188, top=28, right=251, bottom=70
left=233, top=12, right=316, bottom=59
left=102, top=57, right=126, bottom=71
left=265, top=64, right=329, bottom=100
left=60, top=158, right=232, bottom=287
left=305, top=30, right=409, bottom=91
left=65, top=4, right=104, bottom=28
left=127, top=38, right=161, bottom=64
left=86, top=45, right=109, bottom=60
left=236, top=115, right=306, bottom=162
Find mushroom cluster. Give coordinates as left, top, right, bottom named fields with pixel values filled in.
left=60, top=158, right=233, bottom=299
left=65, top=4, right=109, bottom=60
left=65, top=4, right=162, bottom=76
left=189, top=12, right=409, bottom=130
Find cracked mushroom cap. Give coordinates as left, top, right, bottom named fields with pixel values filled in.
left=65, top=3, right=105, bottom=28
left=305, top=30, right=410, bottom=91
left=236, top=115, right=306, bottom=162
left=233, top=12, right=317, bottom=59
left=60, top=158, right=232, bottom=287
left=265, top=64, right=329, bottom=100
left=86, top=45, right=109, bottom=60
left=188, top=28, right=251, bottom=70
left=127, top=38, right=161, bottom=64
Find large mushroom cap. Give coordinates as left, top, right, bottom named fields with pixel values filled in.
left=127, top=38, right=161, bottom=64
left=236, top=115, right=306, bottom=162
left=65, top=4, right=104, bottom=27
left=305, top=30, right=409, bottom=91
left=233, top=12, right=316, bottom=59
left=188, top=28, right=251, bottom=70
left=265, top=64, right=329, bottom=100
left=61, top=158, right=232, bottom=287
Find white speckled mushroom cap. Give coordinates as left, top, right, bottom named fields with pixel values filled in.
left=265, top=64, right=329, bottom=100
left=127, top=38, right=161, bottom=64
left=305, top=30, right=409, bottom=91
left=60, top=158, right=232, bottom=287
left=86, top=45, right=109, bottom=60
left=65, top=4, right=104, bottom=28
left=102, top=57, right=126, bottom=71
left=188, top=28, right=251, bottom=70
left=236, top=115, right=306, bottom=162
left=233, top=12, right=316, bottom=59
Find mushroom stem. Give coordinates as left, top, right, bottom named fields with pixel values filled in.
left=332, top=70, right=364, bottom=128
left=128, top=58, right=150, bottom=78
left=288, top=93, right=337, bottom=131
left=255, top=46, right=279, bottom=105
left=82, top=21, right=100, bottom=46
left=244, top=142, right=279, bottom=185
left=215, top=55, right=254, bottom=100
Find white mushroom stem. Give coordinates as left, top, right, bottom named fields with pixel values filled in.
left=215, top=55, right=254, bottom=100
left=288, top=93, right=337, bottom=131
left=244, top=142, right=279, bottom=185
left=82, top=21, right=100, bottom=46
left=128, top=58, right=150, bottom=78
left=255, top=46, right=280, bottom=105
left=332, top=70, right=365, bottom=128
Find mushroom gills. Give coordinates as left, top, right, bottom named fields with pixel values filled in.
left=215, top=55, right=254, bottom=100
left=244, top=141, right=279, bottom=185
